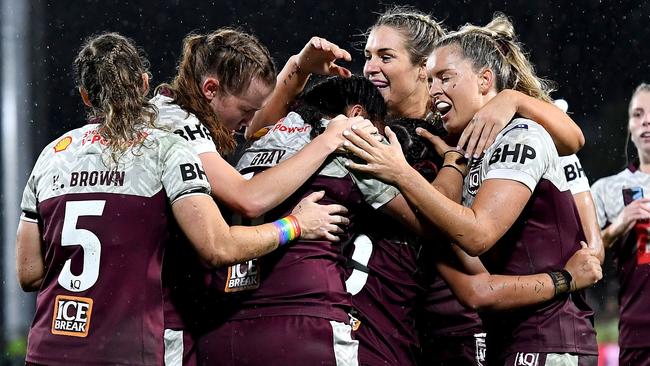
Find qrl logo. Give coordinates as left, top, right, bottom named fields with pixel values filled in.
left=225, top=259, right=260, bottom=292
left=51, top=295, right=93, bottom=337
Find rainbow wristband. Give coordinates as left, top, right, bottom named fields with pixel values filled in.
left=272, top=215, right=301, bottom=246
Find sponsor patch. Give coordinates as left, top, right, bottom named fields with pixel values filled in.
left=224, top=259, right=260, bottom=292
left=466, top=159, right=482, bottom=197
left=349, top=315, right=362, bottom=331
left=514, top=352, right=539, bottom=366
left=54, top=136, right=72, bottom=153
left=51, top=295, right=93, bottom=337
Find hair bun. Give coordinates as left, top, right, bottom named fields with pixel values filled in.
left=484, top=12, right=516, bottom=42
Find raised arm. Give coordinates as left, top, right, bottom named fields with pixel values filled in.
left=209, top=115, right=367, bottom=218
left=246, top=37, right=352, bottom=139
left=458, top=89, right=584, bottom=158
left=437, top=243, right=602, bottom=312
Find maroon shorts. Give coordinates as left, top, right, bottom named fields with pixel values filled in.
left=421, top=332, right=486, bottom=366
left=196, top=315, right=358, bottom=366
left=620, top=347, right=650, bottom=366
left=502, top=352, right=597, bottom=366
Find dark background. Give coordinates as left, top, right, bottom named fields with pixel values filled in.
left=28, top=0, right=650, bottom=181
left=7, top=0, right=649, bottom=361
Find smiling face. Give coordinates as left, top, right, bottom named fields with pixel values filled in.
left=629, top=90, right=650, bottom=153
left=363, top=26, right=428, bottom=118
left=426, top=45, right=492, bottom=135
left=210, top=77, right=273, bottom=131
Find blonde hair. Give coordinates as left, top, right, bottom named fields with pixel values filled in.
left=369, top=5, right=446, bottom=66
left=73, top=32, right=156, bottom=166
left=158, top=28, right=276, bottom=154
left=435, top=13, right=554, bottom=102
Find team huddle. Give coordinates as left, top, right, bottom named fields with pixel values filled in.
left=15, top=5, right=650, bottom=366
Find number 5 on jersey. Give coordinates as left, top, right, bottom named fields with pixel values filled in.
left=58, top=200, right=105, bottom=292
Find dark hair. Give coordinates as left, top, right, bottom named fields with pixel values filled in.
left=292, top=75, right=387, bottom=138
left=159, top=28, right=276, bottom=154
left=388, top=117, right=446, bottom=180
left=74, top=32, right=156, bottom=166
left=435, top=13, right=554, bottom=102
left=367, top=5, right=446, bottom=65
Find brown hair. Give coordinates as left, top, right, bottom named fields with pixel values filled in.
left=159, top=28, right=276, bottom=154
left=435, top=13, right=554, bottom=102
left=368, top=5, right=446, bottom=66
left=74, top=32, right=156, bottom=166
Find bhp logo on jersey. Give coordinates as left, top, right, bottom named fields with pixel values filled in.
left=225, top=259, right=260, bottom=292
left=51, top=295, right=93, bottom=337
left=564, top=161, right=585, bottom=182
left=488, top=143, right=536, bottom=165
left=180, top=163, right=207, bottom=182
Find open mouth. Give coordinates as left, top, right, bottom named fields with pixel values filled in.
left=640, top=132, right=650, bottom=138
left=370, top=79, right=389, bottom=89
left=435, top=101, right=452, bottom=118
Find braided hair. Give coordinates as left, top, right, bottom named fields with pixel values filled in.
left=74, top=32, right=156, bottom=166
left=368, top=5, right=446, bottom=66
left=158, top=28, right=276, bottom=154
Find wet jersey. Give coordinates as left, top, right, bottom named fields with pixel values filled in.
left=591, top=162, right=650, bottom=348
left=462, top=118, right=597, bottom=361
left=205, top=112, right=400, bottom=324
left=151, top=93, right=219, bottom=332
left=21, top=124, right=211, bottom=366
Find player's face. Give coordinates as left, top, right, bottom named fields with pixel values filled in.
left=427, top=45, right=484, bottom=135
left=211, top=77, right=273, bottom=131
left=629, top=90, right=650, bottom=152
left=363, top=26, right=427, bottom=117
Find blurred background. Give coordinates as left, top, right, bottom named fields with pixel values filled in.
left=2, top=0, right=648, bottom=364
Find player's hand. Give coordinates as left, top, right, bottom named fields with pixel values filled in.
left=291, top=191, right=349, bottom=241
left=295, top=37, right=352, bottom=77
left=320, top=115, right=378, bottom=151
left=564, top=242, right=602, bottom=291
left=457, top=89, right=517, bottom=159
left=343, top=125, right=412, bottom=184
left=609, top=198, right=650, bottom=238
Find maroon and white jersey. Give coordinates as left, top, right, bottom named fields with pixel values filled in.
left=560, top=154, right=590, bottom=195
left=203, top=112, right=400, bottom=324
left=591, top=162, right=650, bottom=348
left=462, top=118, right=597, bottom=361
left=344, top=214, right=425, bottom=366
left=20, top=124, right=210, bottom=366
left=152, top=94, right=218, bottom=156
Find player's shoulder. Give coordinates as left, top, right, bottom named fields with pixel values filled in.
left=591, top=168, right=630, bottom=191
left=152, top=94, right=200, bottom=127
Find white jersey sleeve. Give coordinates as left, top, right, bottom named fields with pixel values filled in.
left=152, top=94, right=219, bottom=156
left=590, top=177, right=610, bottom=228
left=483, top=119, right=563, bottom=192
left=559, top=154, right=590, bottom=194
left=156, top=131, right=212, bottom=204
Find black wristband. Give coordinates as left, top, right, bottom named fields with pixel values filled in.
left=548, top=270, right=573, bottom=296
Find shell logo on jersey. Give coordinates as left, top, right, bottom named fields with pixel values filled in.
left=51, top=295, right=93, bottom=337
left=54, top=136, right=72, bottom=153
left=224, top=259, right=260, bottom=292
